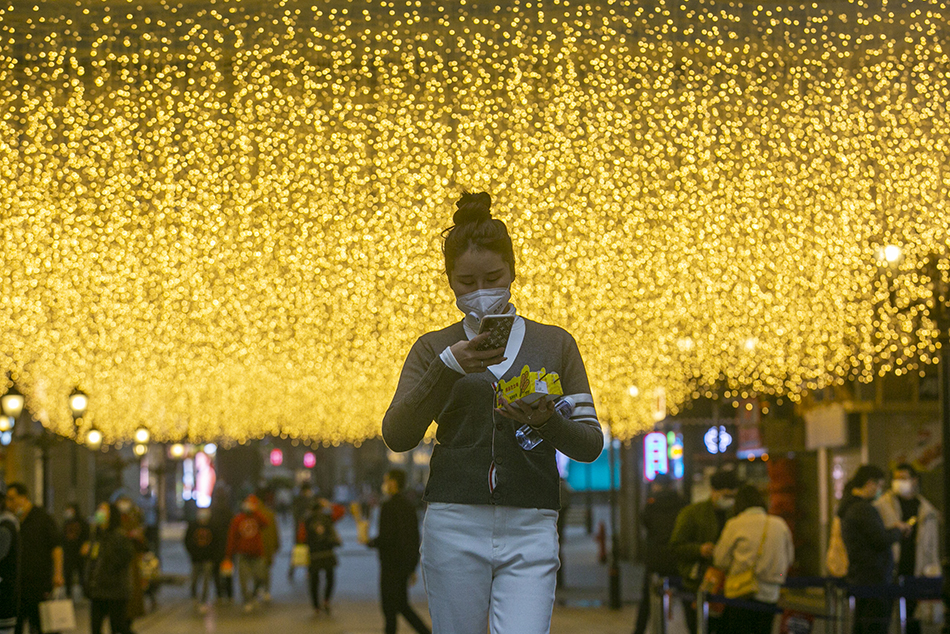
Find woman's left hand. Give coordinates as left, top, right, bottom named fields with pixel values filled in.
left=495, top=396, right=556, bottom=428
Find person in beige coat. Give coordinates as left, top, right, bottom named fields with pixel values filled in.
left=874, top=463, right=940, bottom=634
left=713, top=485, right=795, bottom=634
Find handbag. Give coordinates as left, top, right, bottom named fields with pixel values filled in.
left=291, top=543, right=311, bottom=567
left=39, top=594, right=77, bottom=633
left=826, top=516, right=849, bottom=578
left=724, top=520, right=769, bottom=599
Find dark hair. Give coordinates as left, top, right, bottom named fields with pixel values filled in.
left=849, top=465, right=886, bottom=489
left=6, top=482, right=28, bottom=498
left=386, top=469, right=407, bottom=492
left=442, top=191, right=516, bottom=279
left=894, top=463, right=918, bottom=479
left=710, top=469, right=740, bottom=491
left=734, top=484, right=767, bottom=514
left=106, top=503, right=122, bottom=531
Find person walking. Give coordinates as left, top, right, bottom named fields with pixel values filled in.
left=185, top=507, right=219, bottom=613
left=362, top=469, right=430, bottom=634
left=382, top=191, right=604, bottom=634
left=61, top=503, right=89, bottom=600
left=4, top=482, right=64, bottom=634
left=874, top=463, right=938, bottom=634
left=632, top=474, right=686, bottom=634
left=256, top=490, right=280, bottom=604
left=668, top=469, right=740, bottom=634
left=224, top=494, right=270, bottom=612
left=288, top=483, right=315, bottom=581
left=302, top=499, right=342, bottom=615
left=209, top=492, right=234, bottom=603
left=86, top=503, right=136, bottom=634
left=0, top=487, right=20, bottom=634
left=839, top=465, right=910, bottom=634
left=712, top=485, right=794, bottom=634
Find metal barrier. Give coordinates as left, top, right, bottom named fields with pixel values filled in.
left=649, top=575, right=943, bottom=634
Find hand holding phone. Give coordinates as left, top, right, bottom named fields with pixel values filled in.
left=475, top=314, right=515, bottom=351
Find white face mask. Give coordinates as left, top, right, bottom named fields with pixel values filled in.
left=714, top=497, right=735, bottom=511
left=455, top=287, right=511, bottom=322
left=892, top=479, right=914, bottom=498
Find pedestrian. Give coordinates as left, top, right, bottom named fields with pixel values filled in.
left=874, top=463, right=940, bottom=634
left=86, top=503, right=135, bottom=634
left=0, top=486, right=20, bottom=634
left=112, top=493, right=149, bottom=620
left=185, top=507, right=218, bottom=613
left=668, top=469, right=740, bottom=634
left=288, top=483, right=315, bottom=581
left=301, top=499, right=341, bottom=615
left=382, top=191, right=604, bottom=634
left=364, top=469, right=430, bottom=634
left=632, top=474, right=686, bottom=634
left=4, top=482, right=64, bottom=634
left=256, top=488, right=280, bottom=604
left=209, top=492, right=234, bottom=603
left=839, top=465, right=911, bottom=634
left=61, top=503, right=89, bottom=600
left=224, top=494, right=270, bottom=612
left=712, top=484, right=794, bottom=634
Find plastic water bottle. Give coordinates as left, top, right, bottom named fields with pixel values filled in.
left=515, top=396, right=576, bottom=450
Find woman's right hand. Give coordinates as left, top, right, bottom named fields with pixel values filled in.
left=450, top=333, right=507, bottom=374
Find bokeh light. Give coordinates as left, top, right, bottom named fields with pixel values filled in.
left=0, top=1, right=948, bottom=442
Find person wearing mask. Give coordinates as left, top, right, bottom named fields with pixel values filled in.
left=288, top=483, right=315, bottom=581
left=4, top=482, right=64, bottom=634
left=209, top=492, right=234, bottom=603
left=632, top=474, right=686, bottom=634
left=112, top=493, right=148, bottom=620
left=839, top=465, right=911, bottom=634
left=874, top=463, right=939, bottom=634
left=382, top=192, right=604, bottom=634
left=668, top=469, right=740, bottom=634
left=712, top=485, right=795, bottom=634
left=301, top=499, right=342, bottom=615
left=363, top=470, right=431, bottom=634
left=0, top=487, right=20, bottom=634
left=224, top=494, right=270, bottom=612
left=185, top=507, right=219, bottom=613
left=61, top=503, right=89, bottom=600
left=86, top=503, right=136, bottom=634
left=255, top=489, right=280, bottom=604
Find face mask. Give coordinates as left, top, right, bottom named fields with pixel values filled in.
left=892, top=480, right=914, bottom=498
left=64, top=510, right=75, bottom=521
left=455, top=287, right=511, bottom=322
left=117, top=501, right=132, bottom=514
left=94, top=510, right=108, bottom=527
left=714, top=497, right=735, bottom=511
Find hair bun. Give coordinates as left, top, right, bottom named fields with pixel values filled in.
left=453, top=191, right=492, bottom=225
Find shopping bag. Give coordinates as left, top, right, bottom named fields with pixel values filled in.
left=39, top=596, right=76, bottom=632
left=291, top=543, right=311, bottom=567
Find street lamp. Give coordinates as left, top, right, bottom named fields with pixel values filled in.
left=85, top=426, right=103, bottom=451
left=68, top=389, right=88, bottom=418
left=1, top=385, right=24, bottom=419
left=134, top=426, right=150, bottom=444
left=133, top=443, right=148, bottom=457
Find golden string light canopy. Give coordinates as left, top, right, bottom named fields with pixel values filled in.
left=1, top=0, right=949, bottom=442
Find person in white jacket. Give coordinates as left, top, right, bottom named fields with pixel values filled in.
left=874, top=463, right=940, bottom=634
left=713, top=484, right=795, bottom=634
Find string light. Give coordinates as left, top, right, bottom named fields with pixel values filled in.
left=0, top=1, right=948, bottom=441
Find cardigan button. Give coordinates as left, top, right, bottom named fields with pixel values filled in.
left=494, top=455, right=503, bottom=465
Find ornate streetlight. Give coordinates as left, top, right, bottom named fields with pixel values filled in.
left=1, top=384, right=24, bottom=419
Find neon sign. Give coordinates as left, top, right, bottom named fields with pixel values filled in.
left=644, top=431, right=685, bottom=481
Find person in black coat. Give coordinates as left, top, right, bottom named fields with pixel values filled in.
left=61, top=503, right=89, bottom=600
left=365, top=470, right=431, bottom=634
left=0, top=489, right=20, bottom=634
left=302, top=500, right=342, bottom=614
left=838, top=465, right=911, bottom=634
left=633, top=474, right=686, bottom=634
left=86, top=503, right=136, bottom=634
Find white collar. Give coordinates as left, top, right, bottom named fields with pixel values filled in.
left=462, top=305, right=524, bottom=380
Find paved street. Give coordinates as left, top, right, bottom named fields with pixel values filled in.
left=72, top=512, right=644, bottom=634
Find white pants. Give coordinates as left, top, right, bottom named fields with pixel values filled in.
left=421, top=503, right=560, bottom=634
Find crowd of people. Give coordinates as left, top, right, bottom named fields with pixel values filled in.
left=636, top=462, right=939, bottom=634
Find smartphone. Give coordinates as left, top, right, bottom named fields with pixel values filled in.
left=475, top=314, right=515, bottom=351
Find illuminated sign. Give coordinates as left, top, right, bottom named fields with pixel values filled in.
left=644, top=431, right=685, bottom=481
left=704, top=426, right=733, bottom=454
left=303, top=452, right=316, bottom=469
left=270, top=448, right=284, bottom=466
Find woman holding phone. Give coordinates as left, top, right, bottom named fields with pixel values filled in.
left=382, top=191, right=604, bottom=634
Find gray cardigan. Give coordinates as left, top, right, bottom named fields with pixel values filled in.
left=383, top=318, right=603, bottom=510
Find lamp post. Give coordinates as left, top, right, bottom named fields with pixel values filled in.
left=1, top=384, right=24, bottom=420
left=69, top=389, right=88, bottom=491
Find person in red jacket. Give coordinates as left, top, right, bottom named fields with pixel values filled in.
left=224, top=495, right=270, bottom=612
